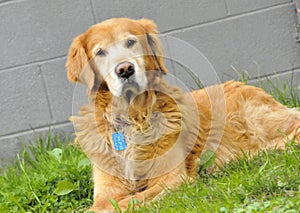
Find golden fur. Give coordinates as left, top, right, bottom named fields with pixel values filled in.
left=66, top=18, right=300, bottom=212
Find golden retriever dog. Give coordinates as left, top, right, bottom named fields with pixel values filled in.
left=66, top=18, right=300, bottom=212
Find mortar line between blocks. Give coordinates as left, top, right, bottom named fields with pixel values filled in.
left=0, top=0, right=25, bottom=6
left=249, top=66, right=300, bottom=81
left=89, top=0, right=98, bottom=24
left=162, top=1, right=293, bottom=35
left=38, top=65, right=54, bottom=122
left=0, top=121, right=72, bottom=140
left=224, top=0, right=230, bottom=15
left=0, top=55, right=67, bottom=73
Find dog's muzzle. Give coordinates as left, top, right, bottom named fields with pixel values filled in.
left=122, top=80, right=139, bottom=102
left=115, top=61, right=140, bottom=102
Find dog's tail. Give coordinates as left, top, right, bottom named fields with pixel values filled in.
left=261, top=106, right=300, bottom=149
left=222, top=81, right=300, bottom=150
left=282, top=108, right=300, bottom=143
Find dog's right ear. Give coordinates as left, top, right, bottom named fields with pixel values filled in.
left=66, top=35, right=95, bottom=93
left=138, top=19, right=168, bottom=75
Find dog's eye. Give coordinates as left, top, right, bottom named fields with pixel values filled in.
left=126, top=39, right=136, bottom=48
left=96, top=48, right=106, bottom=56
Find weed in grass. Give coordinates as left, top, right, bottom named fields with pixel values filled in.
left=231, top=66, right=300, bottom=108
left=258, top=72, right=300, bottom=108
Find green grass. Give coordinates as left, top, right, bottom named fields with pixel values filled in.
left=0, top=137, right=299, bottom=213
left=0, top=135, right=93, bottom=213
left=137, top=142, right=300, bottom=213
left=0, top=75, right=299, bottom=213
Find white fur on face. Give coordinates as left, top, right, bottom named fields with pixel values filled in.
left=93, top=36, right=147, bottom=97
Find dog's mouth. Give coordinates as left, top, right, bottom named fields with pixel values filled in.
left=122, top=81, right=140, bottom=103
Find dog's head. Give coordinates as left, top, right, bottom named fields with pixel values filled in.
left=66, top=18, right=168, bottom=100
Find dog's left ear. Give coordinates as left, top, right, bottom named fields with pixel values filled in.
left=138, top=19, right=168, bottom=74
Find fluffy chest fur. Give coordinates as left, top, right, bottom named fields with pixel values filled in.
left=71, top=82, right=200, bottom=191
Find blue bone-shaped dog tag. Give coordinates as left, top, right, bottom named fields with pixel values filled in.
left=112, top=132, right=127, bottom=151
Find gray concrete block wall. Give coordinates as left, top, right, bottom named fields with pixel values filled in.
left=91, top=0, right=228, bottom=32
left=170, top=3, right=300, bottom=80
left=0, top=0, right=299, bottom=168
left=0, top=66, right=51, bottom=136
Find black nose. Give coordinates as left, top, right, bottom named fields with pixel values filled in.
left=115, top=61, right=135, bottom=79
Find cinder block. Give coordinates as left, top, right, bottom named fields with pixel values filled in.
left=91, top=0, right=227, bottom=32
left=0, top=122, right=74, bottom=169
left=0, top=0, right=94, bottom=70
left=170, top=5, right=300, bottom=83
left=226, top=0, right=291, bottom=15
left=40, top=58, right=76, bottom=123
left=0, top=66, right=51, bottom=136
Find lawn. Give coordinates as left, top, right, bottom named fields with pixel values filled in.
left=0, top=77, right=299, bottom=213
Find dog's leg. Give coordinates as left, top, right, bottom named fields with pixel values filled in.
left=116, top=165, right=188, bottom=210
left=89, top=166, right=188, bottom=212
left=89, top=166, right=129, bottom=212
